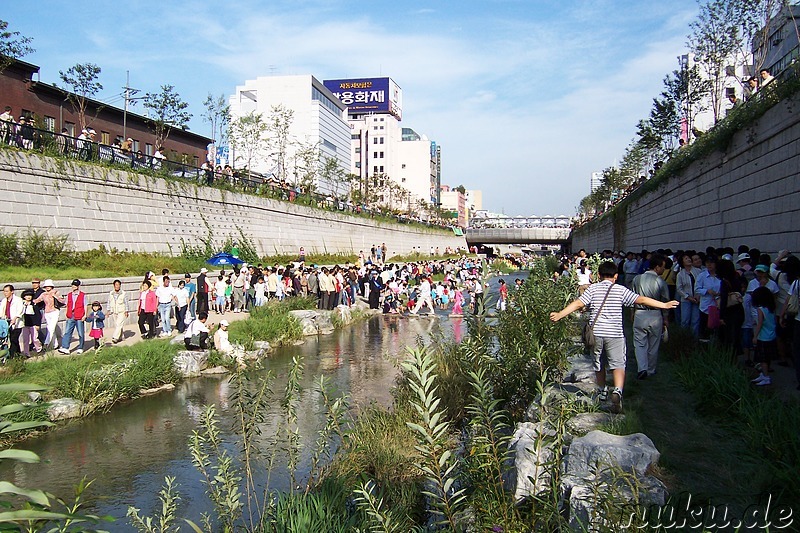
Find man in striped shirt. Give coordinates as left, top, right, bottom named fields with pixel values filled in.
left=550, top=261, right=678, bottom=413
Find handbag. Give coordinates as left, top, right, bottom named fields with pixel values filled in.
left=707, top=304, right=721, bottom=329
left=53, top=295, right=64, bottom=310
left=188, top=333, right=201, bottom=348
left=582, top=283, right=614, bottom=351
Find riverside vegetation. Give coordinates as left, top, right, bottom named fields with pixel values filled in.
left=3, top=257, right=796, bottom=530
left=0, top=227, right=357, bottom=283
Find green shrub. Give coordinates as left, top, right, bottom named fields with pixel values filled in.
left=0, top=231, right=23, bottom=266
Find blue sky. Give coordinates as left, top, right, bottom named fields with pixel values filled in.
left=4, top=0, right=698, bottom=215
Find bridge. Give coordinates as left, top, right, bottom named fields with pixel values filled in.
left=465, top=215, right=572, bottom=246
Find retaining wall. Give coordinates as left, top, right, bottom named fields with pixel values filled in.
left=0, top=150, right=466, bottom=256
left=572, top=91, right=800, bottom=254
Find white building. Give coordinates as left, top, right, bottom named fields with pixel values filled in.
left=228, top=75, right=351, bottom=192
left=590, top=171, right=603, bottom=193
left=323, top=77, right=441, bottom=209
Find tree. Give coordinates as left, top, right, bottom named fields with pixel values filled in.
left=319, top=156, right=347, bottom=198
left=688, top=0, right=740, bottom=123
left=0, top=19, right=33, bottom=74
left=229, top=111, right=267, bottom=178
left=265, top=105, right=294, bottom=182
left=202, top=93, right=230, bottom=145
left=294, top=142, right=320, bottom=194
left=142, top=85, right=192, bottom=150
left=59, top=63, right=103, bottom=131
left=734, top=0, right=784, bottom=74
left=663, top=63, right=711, bottom=143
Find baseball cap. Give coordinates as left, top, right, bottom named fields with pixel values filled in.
left=71, top=279, right=81, bottom=286
left=220, top=319, right=229, bottom=327
left=736, top=253, right=750, bottom=263
left=754, top=264, right=769, bottom=273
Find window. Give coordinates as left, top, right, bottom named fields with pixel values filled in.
left=355, top=162, right=361, bottom=168
left=373, top=138, right=378, bottom=144
left=101, top=131, right=110, bottom=144
left=379, top=137, right=385, bottom=144
left=132, top=140, right=140, bottom=152
left=725, top=87, right=736, bottom=98
left=65, top=122, right=76, bottom=137
left=322, top=138, right=336, bottom=151
left=145, top=143, right=153, bottom=156
left=373, top=126, right=378, bottom=131
left=401, top=164, right=406, bottom=169
left=43, top=116, right=56, bottom=132
left=21, top=109, right=32, bottom=120
left=379, top=151, right=384, bottom=158
left=373, top=166, right=379, bottom=173
left=379, top=166, right=384, bottom=172
left=379, top=117, right=384, bottom=122
left=182, top=153, right=189, bottom=163
left=373, top=152, right=378, bottom=158
left=170, top=150, right=178, bottom=160
left=401, top=178, right=406, bottom=183
left=193, top=155, right=199, bottom=167
left=379, top=126, right=384, bottom=130
left=355, top=147, right=361, bottom=153
left=115, top=135, right=123, bottom=145
left=351, top=134, right=360, bottom=140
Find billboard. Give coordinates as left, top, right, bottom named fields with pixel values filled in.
left=323, top=77, right=402, bottom=120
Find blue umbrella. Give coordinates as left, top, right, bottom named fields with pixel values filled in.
left=206, top=252, right=245, bottom=267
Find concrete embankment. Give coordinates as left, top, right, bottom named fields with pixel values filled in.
left=572, top=91, right=800, bottom=253
left=0, top=150, right=466, bottom=255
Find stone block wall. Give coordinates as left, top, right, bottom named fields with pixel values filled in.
left=572, top=92, right=800, bottom=255
left=0, top=150, right=466, bottom=257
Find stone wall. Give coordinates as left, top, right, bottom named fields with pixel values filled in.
left=572, top=92, right=800, bottom=254
left=0, top=150, right=466, bottom=256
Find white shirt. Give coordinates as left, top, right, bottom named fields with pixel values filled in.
left=184, top=318, right=210, bottom=339
left=175, top=287, right=190, bottom=307
left=214, top=327, right=232, bottom=353
left=155, top=284, right=176, bottom=304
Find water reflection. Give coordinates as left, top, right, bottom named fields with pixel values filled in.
left=0, top=313, right=458, bottom=529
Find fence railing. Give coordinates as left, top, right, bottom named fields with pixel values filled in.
left=0, top=119, right=454, bottom=231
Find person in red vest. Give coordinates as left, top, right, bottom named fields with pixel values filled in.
left=59, top=279, right=87, bottom=355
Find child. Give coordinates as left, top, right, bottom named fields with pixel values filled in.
left=19, top=289, right=42, bottom=356
left=86, top=301, right=106, bottom=350
left=742, top=289, right=755, bottom=367
left=254, top=276, right=266, bottom=307
left=451, top=286, right=464, bottom=316
left=496, top=279, right=508, bottom=311
left=751, top=286, right=777, bottom=386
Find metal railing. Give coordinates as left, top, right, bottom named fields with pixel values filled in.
left=0, top=119, right=454, bottom=231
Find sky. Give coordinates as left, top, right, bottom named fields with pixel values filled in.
left=3, top=0, right=699, bottom=216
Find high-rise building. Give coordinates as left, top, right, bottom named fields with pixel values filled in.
left=590, top=171, right=603, bottom=193
left=228, top=75, right=351, bottom=191
left=323, top=77, right=440, bottom=209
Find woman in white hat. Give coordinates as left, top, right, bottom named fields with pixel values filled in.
left=32, top=279, right=65, bottom=350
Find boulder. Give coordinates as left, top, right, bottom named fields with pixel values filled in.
left=173, top=350, right=209, bottom=378
left=139, top=383, right=176, bottom=396
left=564, top=355, right=596, bottom=384
left=289, top=310, right=335, bottom=336
left=202, top=366, right=229, bottom=375
left=336, top=305, right=353, bottom=325
left=525, top=383, right=594, bottom=423
left=252, top=341, right=272, bottom=351
left=564, top=430, right=659, bottom=478
left=27, top=392, right=42, bottom=403
left=46, top=398, right=84, bottom=421
left=566, top=412, right=621, bottom=437
left=561, top=430, right=668, bottom=531
left=170, top=334, right=186, bottom=346
left=505, top=422, right=558, bottom=502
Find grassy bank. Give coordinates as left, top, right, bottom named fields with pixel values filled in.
left=0, top=299, right=315, bottom=431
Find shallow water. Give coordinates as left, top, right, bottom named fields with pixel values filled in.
left=0, top=311, right=466, bottom=529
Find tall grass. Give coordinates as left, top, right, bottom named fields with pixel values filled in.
left=673, top=343, right=800, bottom=501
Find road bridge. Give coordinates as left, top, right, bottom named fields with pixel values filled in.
left=465, top=215, right=572, bottom=246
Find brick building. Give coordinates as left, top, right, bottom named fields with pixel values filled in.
left=0, top=58, right=211, bottom=165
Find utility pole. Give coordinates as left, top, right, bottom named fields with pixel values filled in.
left=122, top=71, right=141, bottom=140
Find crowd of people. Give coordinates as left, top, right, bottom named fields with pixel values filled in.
left=0, top=246, right=506, bottom=359
left=550, top=243, right=800, bottom=415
